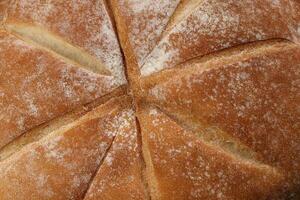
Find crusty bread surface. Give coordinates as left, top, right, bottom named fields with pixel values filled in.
left=0, top=0, right=299, bottom=199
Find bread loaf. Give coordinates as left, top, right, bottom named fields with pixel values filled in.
left=0, top=0, right=299, bottom=199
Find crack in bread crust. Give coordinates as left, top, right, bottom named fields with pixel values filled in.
left=0, top=95, right=132, bottom=200
left=0, top=85, right=127, bottom=162
left=134, top=116, right=152, bottom=200
left=141, top=37, right=299, bottom=198
left=81, top=134, right=117, bottom=200
left=141, top=39, right=295, bottom=85
left=0, top=0, right=299, bottom=199
left=109, top=1, right=300, bottom=199
left=140, top=0, right=300, bottom=76
left=5, top=23, right=111, bottom=76
left=148, top=104, right=266, bottom=165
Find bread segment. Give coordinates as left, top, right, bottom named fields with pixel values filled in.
left=138, top=107, right=284, bottom=200
left=0, top=86, right=127, bottom=162
left=0, top=0, right=299, bottom=198
left=6, top=23, right=111, bottom=76
left=109, top=0, right=180, bottom=68
left=0, top=32, right=116, bottom=149
left=0, top=96, right=132, bottom=200
left=143, top=41, right=300, bottom=194
left=5, top=0, right=126, bottom=84
left=84, top=108, right=148, bottom=200
left=141, top=0, right=300, bottom=76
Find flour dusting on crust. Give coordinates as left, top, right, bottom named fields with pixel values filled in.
left=118, top=0, right=180, bottom=67
left=7, top=0, right=126, bottom=85
left=0, top=33, right=115, bottom=149
left=141, top=0, right=300, bottom=76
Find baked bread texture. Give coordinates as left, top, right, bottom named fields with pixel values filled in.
left=0, top=0, right=299, bottom=199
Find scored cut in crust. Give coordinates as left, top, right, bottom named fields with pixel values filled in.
left=138, top=106, right=284, bottom=200
left=0, top=0, right=299, bottom=199
left=83, top=107, right=148, bottom=200
left=0, top=96, right=132, bottom=199
left=0, top=0, right=126, bottom=149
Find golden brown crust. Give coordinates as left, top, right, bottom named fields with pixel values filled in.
left=84, top=107, right=148, bottom=200
left=0, top=0, right=299, bottom=199
left=0, top=86, right=127, bottom=162
left=142, top=41, right=300, bottom=195
left=0, top=96, right=133, bottom=200
left=141, top=0, right=300, bottom=76
left=0, top=32, right=117, bottom=149
left=138, top=107, right=284, bottom=200
left=0, top=0, right=8, bottom=24
left=109, top=0, right=180, bottom=68
left=5, top=0, right=125, bottom=81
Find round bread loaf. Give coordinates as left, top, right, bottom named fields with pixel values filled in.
left=0, top=0, right=299, bottom=199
